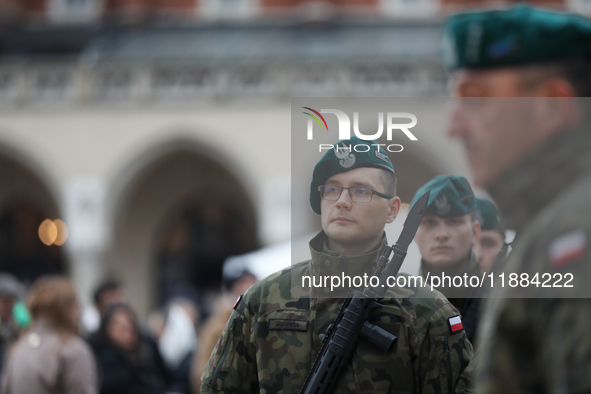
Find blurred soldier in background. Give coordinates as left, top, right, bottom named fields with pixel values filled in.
left=200, top=136, right=473, bottom=393
left=444, top=4, right=591, bottom=392
left=1, top=276, right=98, bottom=394
left=473, top=198, right=506, bottom=274
left=412, top=175, right=482, bottom=343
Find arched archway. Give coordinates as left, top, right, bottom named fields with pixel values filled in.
left=106, top=140, right=259, bottom=319
left=0, top=150, right=66, bottom=285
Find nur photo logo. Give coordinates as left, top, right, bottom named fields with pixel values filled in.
left=302, top=107, right=418, bottom=152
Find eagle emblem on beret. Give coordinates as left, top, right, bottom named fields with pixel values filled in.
left=334, top=145, right=355, bottom=168
left=435, top=194, right=451, bottom=216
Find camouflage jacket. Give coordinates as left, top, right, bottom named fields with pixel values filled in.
left=477, top=125, right=591, bottom=393
left=420, top=252, right=482, bottom=345
left=201, top=232, right=474, bottom=394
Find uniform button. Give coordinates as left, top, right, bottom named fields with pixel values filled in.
left=324, top=260, right=331, bottom=267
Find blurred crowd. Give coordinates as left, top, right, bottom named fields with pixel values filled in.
left=0, top=261, right=257, bottom=394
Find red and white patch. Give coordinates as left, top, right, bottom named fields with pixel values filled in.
left=448, top=315, right=463, bottom=333
left=548, top=230, right=587, bottom=269
left=233, top=294, right=244, bottom=310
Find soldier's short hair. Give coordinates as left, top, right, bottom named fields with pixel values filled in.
left=519, top=55, right=591, bottom=97
left=379, top=168, right=397, bottom=197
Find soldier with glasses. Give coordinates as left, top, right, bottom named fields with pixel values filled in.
left=201, top=136, right=473, bottom=393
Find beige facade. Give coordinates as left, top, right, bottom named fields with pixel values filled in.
left=0, top=101, right=290, bottom=315
left=0, top=96, right=471, bottom=317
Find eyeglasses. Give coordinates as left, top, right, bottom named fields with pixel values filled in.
left=318, top=185, right=392, bottom=203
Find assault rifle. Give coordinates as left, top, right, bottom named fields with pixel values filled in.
left=300, top=191, right=430, bottom=394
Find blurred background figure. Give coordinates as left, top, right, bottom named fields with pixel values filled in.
left=443, top=5, right=591, bottom=392
left=190, top=258, right=257, bottom=394
left=158, top=298, right=200, bottom=394
left=0, top=273, right=26, bottom=376
left=90, top=303, right=171, bottom=394
left=83, top=278, right=128, bottom=335
left=1, top=275, right=97, bottom=394
left=473, top=198, right=506, bottom=274
left=94, top=279, right=128, bottom=319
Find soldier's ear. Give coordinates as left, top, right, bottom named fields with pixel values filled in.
left=536, top=77, right=575, bottom=98
left=532, top=79, right=578, bottom=138
left=385, top=197, right=401, bottom=224
left=471, top=220, right=481, bottom=247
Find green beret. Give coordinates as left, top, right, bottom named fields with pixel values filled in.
left=475, top=198, right=504, bottom=234
left=411, top=175, right=474, bottom=217
left=309, top=136, right=395, bottom=215
left=442, top=5, right=591, bottom=70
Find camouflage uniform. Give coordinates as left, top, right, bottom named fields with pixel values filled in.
left=420, top=252, right=482, bottom=345
left=477, top=126, right=591, bottom=393
left=439, top=4, right=591, bottom=393
left=201, top=232, right=474, bottom=394
left=412, top=175, right=483, bottom=345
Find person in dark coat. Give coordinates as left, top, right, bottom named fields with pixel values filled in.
left=89, top=303, right=171, bottom=394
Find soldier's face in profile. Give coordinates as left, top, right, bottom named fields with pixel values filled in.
left=448, top=68, right=577, bottom=188
left=320, top=167, right=400, bottom=256
left=473, top=229, right=505, bottom=274
left=414, top=213, right=480, bottom=267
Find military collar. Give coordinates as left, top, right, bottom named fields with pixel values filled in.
left=489, top=125, right=591, bottom=232
left=309, top=231, right=387, bottom=276
left=419, top=250, right=480, bottom=279
left=420, top=251, right=481, bottom=299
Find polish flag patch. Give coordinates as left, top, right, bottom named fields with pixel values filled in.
left=233, top=294, right=244, bottom=310
left=448, top=315, right=463, bottom=333
left=548, top=230, right=587, bottom=269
